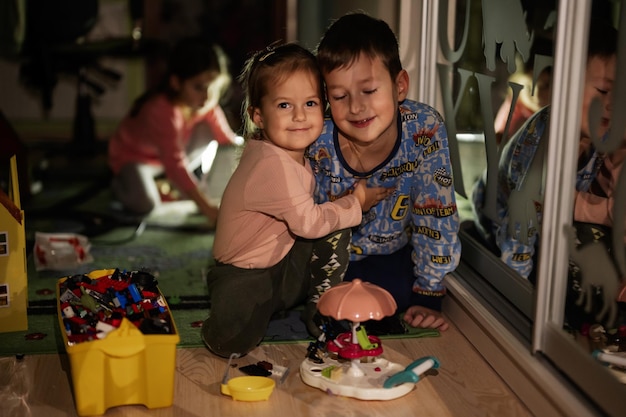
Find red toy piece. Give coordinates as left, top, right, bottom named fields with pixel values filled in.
left=326, top=332, right=383, bottom=359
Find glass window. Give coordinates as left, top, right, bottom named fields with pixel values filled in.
left=435, top=0, right=558, bottom=339
left=434, top=0, right=626, bottom=414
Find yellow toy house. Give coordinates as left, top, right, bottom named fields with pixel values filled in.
left=0, top=155, right=28, bottom=333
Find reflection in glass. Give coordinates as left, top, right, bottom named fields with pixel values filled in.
left=449, top=0, right=556, bottom=281
left=436, top=0, right=556, bottom=305
left=566, top=5, right=626, bottom=384
left=446, top=0, right=625, bottom=385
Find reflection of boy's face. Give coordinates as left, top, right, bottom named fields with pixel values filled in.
left=323, top=54, right=408, bottom=145
left=580, top=55, right=616, bottom=141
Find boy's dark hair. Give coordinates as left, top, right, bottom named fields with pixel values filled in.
left=316, top=11, right=403, bottom=80
left=587, top=18, right=618, bottom=61
left=239, top=42, right=324, bottom=140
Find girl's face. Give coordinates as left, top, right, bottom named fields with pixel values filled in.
left=251, top=70, right=324, bottom=162
left=171, top=69, right=220, bottom=112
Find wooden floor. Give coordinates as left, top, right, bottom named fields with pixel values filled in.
left=1, top=319, right=533, bottom=417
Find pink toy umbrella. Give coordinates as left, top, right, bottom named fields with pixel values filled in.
left=318, top=279, right=397, bottom=377
left=317, top=279, right=397, bottom=321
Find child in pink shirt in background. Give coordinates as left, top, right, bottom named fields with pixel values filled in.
left=202, top=42, right=391, bottom=358
left=108, top=37, right=241, bottom=224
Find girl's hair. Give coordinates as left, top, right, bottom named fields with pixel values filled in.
left=130, top=36, right=231, bottom=117
left=238, top=42, right=324, bottom=140
left=316, top=11, right=403, bottom=81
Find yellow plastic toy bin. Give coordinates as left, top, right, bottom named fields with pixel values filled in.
left=56, top=269, right=180, bottom=416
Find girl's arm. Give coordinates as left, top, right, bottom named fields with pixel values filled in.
left=203, top=105, right=239, bottom=145
left=186, top=185, right=219, bottom=223
left=247, top=154, right=361, bottom=239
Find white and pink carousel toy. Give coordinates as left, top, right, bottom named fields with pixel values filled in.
left=299, top=279, right=440, bottom=400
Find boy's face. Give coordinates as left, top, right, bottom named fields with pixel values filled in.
left=323, top=54, right=408, bottom=145
left=580, top=54, right=616, bottom=141
left=251, top=69, right=324, bottom=159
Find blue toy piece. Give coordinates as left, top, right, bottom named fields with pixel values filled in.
left=383, top=356, right=440, bottom=389
left=128, top=283, right=142, bottom=302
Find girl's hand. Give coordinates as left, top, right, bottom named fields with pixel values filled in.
left=352, top=180, right=395, bottom=212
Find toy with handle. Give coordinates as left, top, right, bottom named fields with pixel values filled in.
left=383, top=356, right=440, bottom=388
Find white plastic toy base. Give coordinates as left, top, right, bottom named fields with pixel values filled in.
left=300, top=356, right=414, bottom=400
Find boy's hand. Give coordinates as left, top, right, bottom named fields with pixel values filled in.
left=403, top=306, right=449, bottom=331
left=353, top=180, right=395, bottom=212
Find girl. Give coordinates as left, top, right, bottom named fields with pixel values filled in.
left=202, top=42, right=391, bottom=357
left=108, top=37, right=241, bottom=224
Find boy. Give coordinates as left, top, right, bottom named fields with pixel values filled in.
left=307, top=12, right=461, bottom=331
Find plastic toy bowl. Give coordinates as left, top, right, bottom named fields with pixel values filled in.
left=220, top=376, right=275, bottom=401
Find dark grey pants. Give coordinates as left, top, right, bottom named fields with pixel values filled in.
left=202, top=229, right=351, bottom=357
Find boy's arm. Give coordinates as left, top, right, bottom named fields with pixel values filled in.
left=495, top=227, right=537, bottom=279
left=492, top=111, right=550, bottom=280
left=470, top=160, right=537, bottom=279
left=408, top=111, right=461, bottom=312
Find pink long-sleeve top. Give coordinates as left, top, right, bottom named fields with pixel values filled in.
left=213, top=139, right=362, bottom=269
left=108, top=94, right=235, bottom=193
left=574, top=143, right=626, bottom=240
